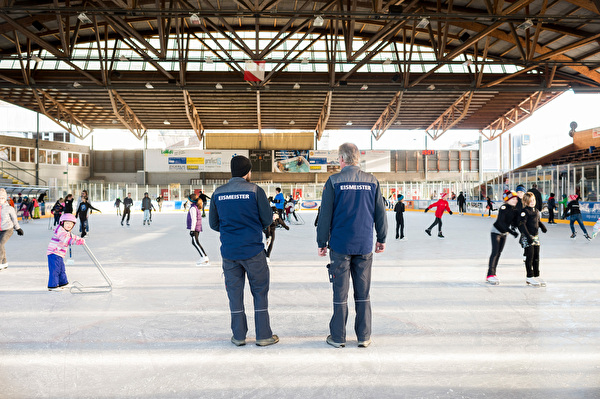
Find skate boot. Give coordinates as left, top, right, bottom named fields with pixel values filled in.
left=536, top=277, right=546, bottom=287
left=121, top=221, right=124, bottom=226
left=0, top=263, right=8, bottom=270
left=265, top=237, right=272, bottom=248
left=526, top=277, right=541, bottom=287
left=486, top=275, right=499, bottom=285
left=425, top=229, right=432, bottom=236
left=438, top=232, right=445, bottom=239
left=584, top=234, right=591, bottom=241
left=143, top=220, right=146, bottom=225
left=570, top=233, right=576, bottom=239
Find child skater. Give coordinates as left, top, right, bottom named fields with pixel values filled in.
left=75, top=196, right=101, bottom=238
left=51, top=198, right=64, bottom=226
left=564, top=194, right=591, bottom=240
left=486, top=190, right=519, bottom=285
left=394, top=194, right=405, bottom=239
left=47, top=213, right=85, bottom=291
left=0, top=188, right=24, bottom=270
left=518, top=192, right=547, bottom=287
left=424, top=192, right=453, bottom=238
left=264, top=207, right=289, bottom=264
left=187, top=194, right=209, bottom=265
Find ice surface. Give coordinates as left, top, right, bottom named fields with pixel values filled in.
left=1, top=210, right=599, bottom=398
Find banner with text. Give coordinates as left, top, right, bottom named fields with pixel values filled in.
left=146, top=149, right=249, bottom=173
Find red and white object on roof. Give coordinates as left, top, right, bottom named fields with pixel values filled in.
left=244, top=60, right=265, bottom=82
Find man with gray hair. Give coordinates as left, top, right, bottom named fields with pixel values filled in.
left=317, top=143, right=387, bottom=348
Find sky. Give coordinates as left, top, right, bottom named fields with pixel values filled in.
left=1, top=90, right=599, bottom=167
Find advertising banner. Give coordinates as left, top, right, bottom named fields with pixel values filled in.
left=146, top=149, right=249, bottom=172
left=273, top=150, right=311, bottom=173
left=359, top=150, right=391, bottom=172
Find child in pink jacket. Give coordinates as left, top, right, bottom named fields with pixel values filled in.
left=47, top=213, right=85, bottom=291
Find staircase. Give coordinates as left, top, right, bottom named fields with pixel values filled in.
left=1, top=173, right=25, bottom=186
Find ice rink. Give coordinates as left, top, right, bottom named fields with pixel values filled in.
left=1, top=209, right=599, bottom=398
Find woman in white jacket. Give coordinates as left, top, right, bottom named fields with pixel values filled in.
left=0, top=188, right=24, bottom=269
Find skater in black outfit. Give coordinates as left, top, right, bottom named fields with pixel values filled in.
left=75, top=197, right=101, bottom=238
left=486, top=191, right=519, bottom=285
left=518, top=192, right=547, bottom=287
left=564, top=194, right=591, bottom=240
left=486, top=196, right=494, bottom=217
left=63, top=194, right=74, bottom=214
left=198, top=190, right=210, bottom=217
left=394, top=194, right=405, bottom=239
left=114, top=198, right=122, bottom=216
left=51, top=198, right=64, bottom=226
left=121, top=193, right=133, bottom=226
left=457, top=191, right=466, bottom=215
left=547, top=193, right=556, bottom=224
left=264, top=207, right=289, bottom=263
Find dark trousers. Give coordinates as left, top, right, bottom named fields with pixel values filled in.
left=523, top=244, right=540, bottom=278
left=190, top=231, right=206, bottom=257
left=395, top=214, right=404, bottom=238
left=487, top=233, right=507, bottom=277
left=548, top=208, right=554, bottom=223
left=53, top=213, right=61, bottom=226
left=0, top=229, right=13, bottom=264
left=121, top=207, right=131, bottom=224
left=328, top=249, right=373, bottom=343
left=459, top=203, right=466, bottom=213
left=264, top=225, right=276, bottom=257
left=427, top=217, right=443, bottom=233
left=222, top=251, right=273, bottom=341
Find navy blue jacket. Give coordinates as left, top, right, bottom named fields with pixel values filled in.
left=317, top=165, right=387, bottom=255
left=209, top=177, right=273, bottom=260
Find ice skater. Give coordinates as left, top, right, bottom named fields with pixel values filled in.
left=198, top=190, right=210, bottom=217
left=47, top=213, right=85, bottom=291
left=457, top=191, right=466, bottom=215
left=518, top=192, right=547, bottom=287
left=564, top=194, right=591, bottom=240
left=0, top=188, right=24, bottom=270
left=51, top=198, right=64, bottom=226
left=424, top=192, right=453, bottom=239
left=486, top=191, right=519, bottom=285
left=114, top=197, right=122, bottom=216
left=485, top=196, right=495, bottom=217
left=75, top=196, right=101, bottom=238
left=141, top=192, right=154, bottom=225
left=547, top=193, right=557, bottom=224
left=209, top=155, right=278, bottom=347
left=187, top=194, right=209, bottom=265
left=394, top=194, right=405, bottom=239
left=264, top=207, right=289, bottom=264
left=273, top=187, right=285, bottom=219
left=121, top=193, right=133, bottom=226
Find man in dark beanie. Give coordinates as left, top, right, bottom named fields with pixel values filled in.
left=209, top=155, right=279, bottom=347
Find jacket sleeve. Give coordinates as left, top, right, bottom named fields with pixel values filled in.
left=373, top=181, right=388, bottom=243
left=257, top=187, right=273, bottom=229
left=316, top=179, right=334, bottom=248
left=208, top=195, right=219, bottom=232
left=518, top=211, right=533, bottom=240
left=8, top=206, right=20, bottom=230
left=189, top=207, right=197, bottom=230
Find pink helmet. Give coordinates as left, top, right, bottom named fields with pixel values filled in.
left=568, top=194, right=578, bottom=201
left=59, top=213, right=77, bottom=224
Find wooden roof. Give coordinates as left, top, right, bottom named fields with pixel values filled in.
left=0, top=0, right=599, bottom=143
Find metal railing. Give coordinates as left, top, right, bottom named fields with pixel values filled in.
left=0, top=159, right=47, bottom=186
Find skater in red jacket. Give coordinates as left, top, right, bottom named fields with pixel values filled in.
left=424, top=192, right=453, bottom=238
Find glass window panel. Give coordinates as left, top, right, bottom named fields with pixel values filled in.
left=0, top=147, right=9, bottom=161
left=53, top=152, right=61, bottom=165
left=19, top=148, right=29, bottom=162
left=10, top=147, right=16, bottom=161
left=38, top=150, right=46, bottom=164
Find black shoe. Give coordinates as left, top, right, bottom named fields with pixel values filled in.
left=425, top=229, right=431, bottom=236
left=395, top=234, right=399, bottom=239
left=400, top=235, right=404, bottom=240
left=121, top=221, right=123, bottom=226
left=438, top=232, right=445, bottom=239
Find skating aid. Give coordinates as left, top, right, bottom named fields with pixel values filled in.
left=70, top=243, right=113, bottom=294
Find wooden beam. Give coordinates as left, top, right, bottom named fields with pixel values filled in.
left=183, top=90, right=204, bottom=141
left=425, top=92, right=474, bottom=140
left=371, top=91, right=403, bottom=140
left=108, top=90, right=147, bottom=139
left=315, top=91, right=332, bottom=140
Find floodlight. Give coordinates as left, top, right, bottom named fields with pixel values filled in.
left=427, top=84, right=435, bottom=90
left=119, top=55, right=129, bottom=61
left=31, top=55, right=42, bottom=63
left=517, top=19, right=534, bottom=31
left=145, top=82, right=154, bottom=89
left=205, top=56, right=213, bottom=64
left=215, top=83, right=223, bottom=89
left=301, top=57, right=309, bottom=65
left=416, top=18, right=429, bottom=29
left=361, top=84, right=368, bottom=90
left=383, top=58, right=392, bottom=65
left=314, top=15, right=324, bottom=27
left=346, top=121, right=353, bottom=126
left=289, top=120, right=295, bottom=125
left=190, top=13, right=201, bottom=25
left=293, top=83, right=300, bottom=89
left=223, top=120, right=229, bottom=125
left=73, top=82, right=82, bottom=88
left=163, top=120, right=170, bottom=125
left=462, top=60, right=473, bottom=67
left=78, top=13, right=92, bottom=24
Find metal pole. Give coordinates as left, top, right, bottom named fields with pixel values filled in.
left=582, top=166, right=585, bottom=200
left=35, top=113, right=40, bottom=185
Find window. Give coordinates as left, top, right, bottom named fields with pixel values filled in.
left=38, top=150, right=46, bottom=164
left=19, top=148, right=35, bottom=163
left=52, top=151, right=61, bottom=165
left=0, top=146, right=16, bottom=161
left=82, top=154, right=89, bottom=167
left=69, top=153, right=80, bottom=166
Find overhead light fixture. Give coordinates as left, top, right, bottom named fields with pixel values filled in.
left=73, top=82, right=82, bottom=88
left=301, top=57, right=309, bottom=65
left=361, top=84, right=368, bottom=90
left=223, top=120, right=229, bottom=125
left=383, top=58, right=392, bottom=65
left=293, top=83, right=300, bottom=89
left=119, top=55, right=129, bottom=61
left=346, top=121, right=353, bottom=126
left=190, top=13, right=201, bottom=25
left=163, top=120, right=170, bottom=125
left=517, top=18, right=534, bottom=31
left=314, top=15, right=324, bottom=27
left=145, top=82, right=154, bottom=89
left=215, top=83, right=223, bottom=89
left=205, top=56, right=213, bottom=64
left=78, top=13, right=92, bottom=24
left=462, top=60, right=473, bottom=67
left=416, top=18, right=429, bottom=29
left=31, top=55, right=42, bottom=63
left=289, top=120, right=295, bottom=125
left=112, top=119, right=119, bottom=124
left=427, top=84, right=435, bottom=90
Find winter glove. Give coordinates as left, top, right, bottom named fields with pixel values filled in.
left=189, top=231, right=195, bottom=237
left=520, top=235, right=530, bottom=248
left=449, top=211, right=453, bottom=215
left=532, top=235, right=540, bottom=246
left=424, top=208, right=429, bottom=213
left=509, top=229, right=519, bottom=238
left=76, top=237, right=85, bottom=245
left=16, top=228, right=24, bottom=236
left=540, top=224, right=547, bottom=234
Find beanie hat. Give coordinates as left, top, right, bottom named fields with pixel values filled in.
left=516, top=185, right=526, bottom=193
left=569, top=194, right=578, bottom=201
left=398, top=194, right=404, bottom=201
left=230, top=155, right=252, bottom=177
left=503, top=190, right=518, bottom=202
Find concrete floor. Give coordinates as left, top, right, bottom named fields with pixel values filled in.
left=1, top=209, right=599, bottom=398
